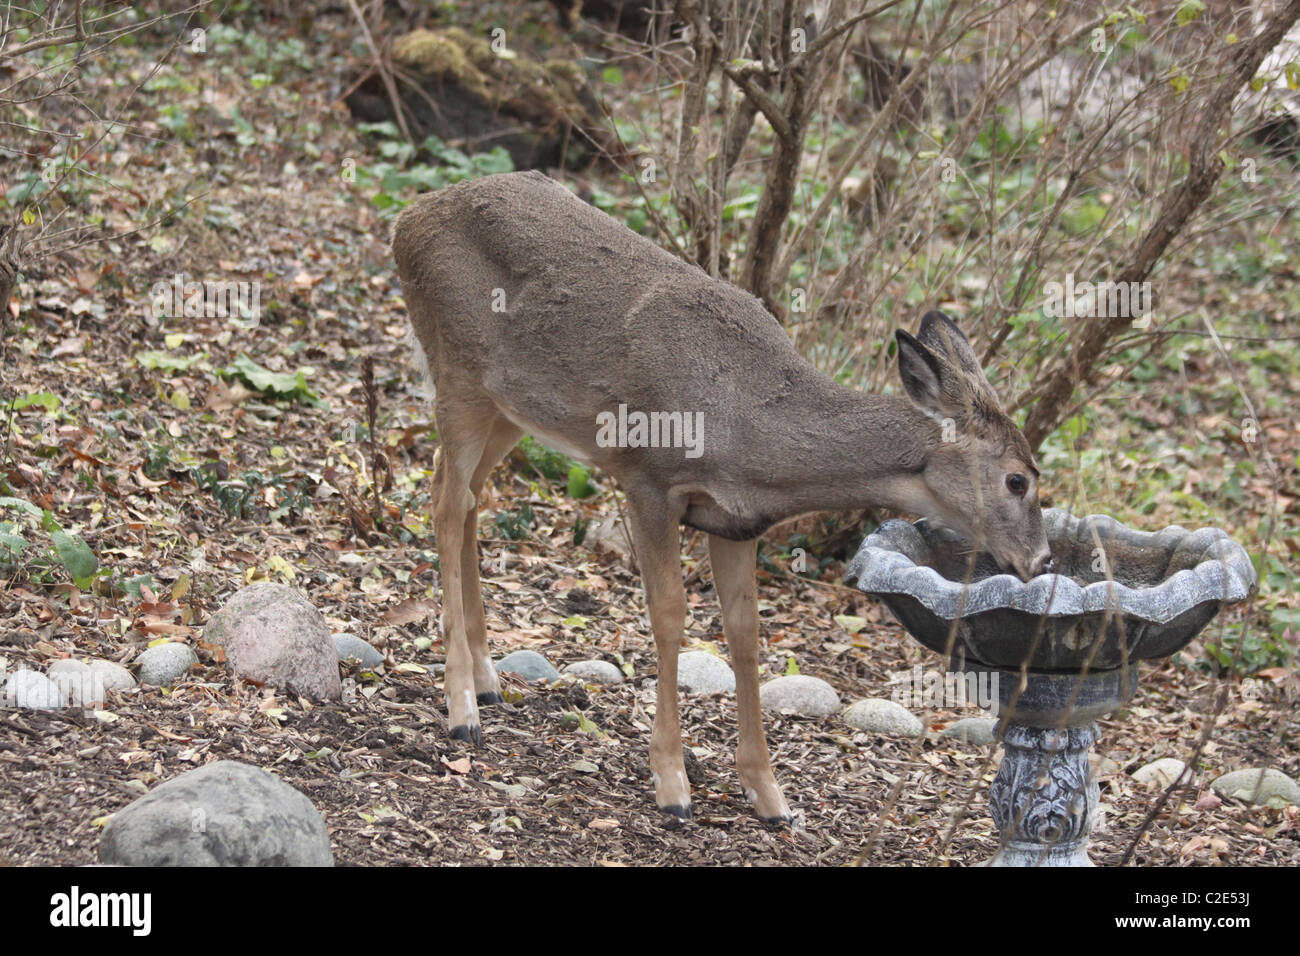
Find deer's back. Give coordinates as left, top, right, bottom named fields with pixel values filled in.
left=393, top=171, right=824, bottom=456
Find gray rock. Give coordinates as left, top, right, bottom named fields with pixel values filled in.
left=3, top=669, right=62, bottom=709
left=332, top=633, right=383, bottom=668
left=563, top=659, right=624, bottom=684
left=494, top=650, right=559, bottom=682
left=760, top=675, right=840, bottom=716
left=48, top=659, right=104, bottom=707
left=676, top=650, right=735, bottom=695
left=100, top=760, right=333, bottom=866
left=89, top=660, right=136, bottom=694
left=843, top=698, right=924, bottom=737
left=940, top=716, right=999, bottom=747
left=136, top=643, right=198, bottom=687
left=1210, top=768, right=1300, bottom=807
left=1132, top=758, right=1189, bottom=788
left=203, top=583, right=341, bottom=700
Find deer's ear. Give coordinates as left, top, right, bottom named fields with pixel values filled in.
left=917, top=310, right=985, bottom=380
left=896, top=329, right=945, bottom=415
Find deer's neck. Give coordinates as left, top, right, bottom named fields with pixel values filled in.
left=745, top=380, right=943, bottom=523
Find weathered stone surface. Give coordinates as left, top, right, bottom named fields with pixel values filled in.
left=48, top=659, right=104, bottom=707
left=940, top=716, right=999, bottom=747
left=89, top=660, right=137, bottom=694
left=1210, top=768, right=1300, bottom=807
left=1132, top=758, right=1189, bottom=788
left=136, top=643, right=198, bottom=687
left=563, top=659, right=624, bottom=684
left=203, top=583, right=341, bottom=700
left=842, top=698, right=924, bottom=737
left=676, top=651, right=735, bottom=695
left=100, top=760, right=333, bottom=866
left=760, top=675, right=840, bottom=716
left=3, top=669, right=61, bottom=709
left=495, top=650, right=559, bottom=682
left=332, top=633, right=383, bottom=669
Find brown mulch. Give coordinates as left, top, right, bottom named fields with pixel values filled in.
left=2, top=555, right=1296, bottom=866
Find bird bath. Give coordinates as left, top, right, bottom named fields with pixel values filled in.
left=848, top=508, right=1257, bottom=866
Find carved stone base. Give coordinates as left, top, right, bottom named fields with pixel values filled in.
left=949, top=665, right=1133, bottom=867
left=986, top=723, right=1099, bottom=867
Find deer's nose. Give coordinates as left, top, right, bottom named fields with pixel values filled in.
left=1030, top=550, right=1054, bottom=577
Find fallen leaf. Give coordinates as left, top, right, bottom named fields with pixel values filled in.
left=442, top=756, right=472, bottom=775
left=381, top=598, right=436, bottom=626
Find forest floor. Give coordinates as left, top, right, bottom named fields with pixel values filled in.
left=0, top=3, right=1297, bottom=866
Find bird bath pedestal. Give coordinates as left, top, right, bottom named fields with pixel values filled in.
left=848, top=509, right=1256, bottom=867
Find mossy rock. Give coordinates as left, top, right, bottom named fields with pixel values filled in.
left=348, top=27, right=616, bottom=169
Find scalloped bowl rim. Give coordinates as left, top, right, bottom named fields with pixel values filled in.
left=847, top=509, right=1257, bottom=624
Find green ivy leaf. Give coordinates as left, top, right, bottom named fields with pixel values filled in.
left=12, top=392, right=60, bottom=412
left=50, top=530, right=98, bottom=586
left=0, top=496, right=43, bottom=517
left=221, top=355, right=320, bottom=403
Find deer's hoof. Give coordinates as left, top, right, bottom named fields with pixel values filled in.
left=476, top=691, right=504, bottom=706
left=449, top=723, right=482, bottom=747
left=760, top=811, right=803, bottom=830
left=659, top=803, right=693, bottom=821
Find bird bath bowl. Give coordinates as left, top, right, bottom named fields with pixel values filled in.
left=847, top=508, right=1257, bottom=866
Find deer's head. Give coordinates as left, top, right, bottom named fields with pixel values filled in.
left=895, top=311, right=1051, bottom=581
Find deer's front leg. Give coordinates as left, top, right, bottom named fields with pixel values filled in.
left=709, top=534, right=792, bottom=824
left=628, top=502, right=692, bottom=818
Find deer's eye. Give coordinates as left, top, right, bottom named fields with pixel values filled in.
left=1006, top=473, right=1028, bottom=496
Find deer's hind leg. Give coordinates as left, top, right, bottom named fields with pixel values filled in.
left=461, top=416, right=523, bottom=706
left=432, top=392, right=502, bottom=745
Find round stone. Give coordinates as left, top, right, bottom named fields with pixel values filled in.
left=842, top=697, right=924, bottom=737
left=136, top=643, right=199, bottom=686
left=88, top=660, right=137, bottom=694
left=332, top=633, right=384, bottom=668
left=47, top=659, right=104, bottom=707
left=676, top=650, right=735, bottom=695
left=494, top=649, right=559, bottom=682
left=100, top=760, right=333, bottom=866
left=3, top=669, right=62, bottom=709
left=563, top=660, right=624, bottom=684
left=940, top=716, right=999, bottom=747
left=1210, top=768, right=1300, bottom=807
left=1132, top=758, right=1189, bottom=788
left=204, top=583, right=340, bottom=700
left=759, top=675, right=840, bottom=716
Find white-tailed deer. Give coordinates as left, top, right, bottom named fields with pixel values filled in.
left=393, top=170, right=1050, bottom=823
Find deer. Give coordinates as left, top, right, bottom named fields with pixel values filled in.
left=392, top=170, right=1051, bottom=824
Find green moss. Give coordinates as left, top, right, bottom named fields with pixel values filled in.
left=392, top=28, right=491, bottom=103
